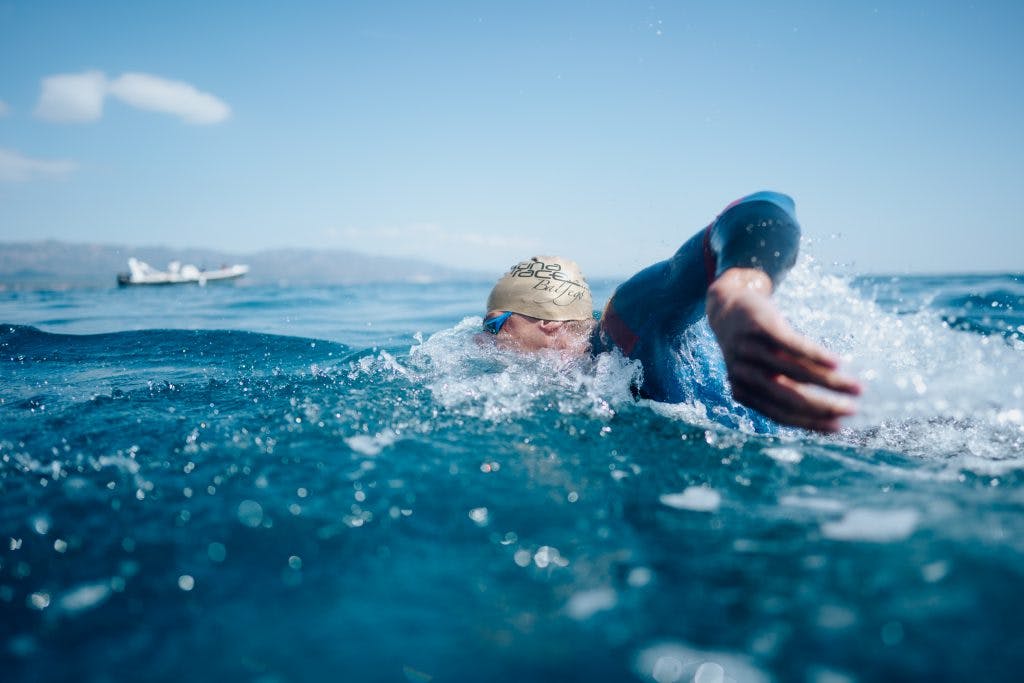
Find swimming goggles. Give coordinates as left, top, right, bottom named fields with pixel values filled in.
left=482, top=311, right=514, bottom=335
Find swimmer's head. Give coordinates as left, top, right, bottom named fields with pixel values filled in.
left=482, top=256, right=594, bottom=354
left=487, top=256, right=592, bottom=320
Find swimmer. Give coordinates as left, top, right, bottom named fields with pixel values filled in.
left=482, top=191, right=862, bottom=433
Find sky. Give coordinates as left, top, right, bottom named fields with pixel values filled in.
left=1, top=1, right=1022, bottom=277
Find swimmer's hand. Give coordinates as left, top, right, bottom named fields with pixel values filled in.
left=706, top=268, right=862, bottom=432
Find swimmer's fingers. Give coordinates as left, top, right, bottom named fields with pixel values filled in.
left=728, top=360, right=857, bottom=433
left=736, top=333, right=862, bottom=396
left=758, top=320, right=842, bottom=371
left=706, top=270, right=860, bottom=430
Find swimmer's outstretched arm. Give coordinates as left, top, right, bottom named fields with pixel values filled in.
left=598, top=191, right=860, bottom=431
left=706, top=267, right=861, bottom=432
left=704, top=192, right=861, bottom=432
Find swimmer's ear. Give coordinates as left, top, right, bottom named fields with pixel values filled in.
left=538, top=319, right=563, bottom=336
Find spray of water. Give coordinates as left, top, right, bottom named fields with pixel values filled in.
left=402, top=256, right=1024, bottom=466
left=408, top=317, right=642, bottom=421
left=776, top=255, right=1024, bottom=465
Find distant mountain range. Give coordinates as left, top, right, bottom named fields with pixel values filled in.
left=0, top=240, right=490, bottom=290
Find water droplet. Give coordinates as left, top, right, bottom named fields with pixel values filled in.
left=627, top=567, right=653, bottom=587
left=58, top=583, right=111, bottom=613
left=468, top=507, right=489, bottom=526
left=694, top=662, right=725, bottom=683
left=237, top=500, right=264, bottom=527
left=28, top=592, right=50, bottom=610
left=921, top=560, right=948, bottom=583
left=651, top=656, right=683, bottom=683
left=207, top=542, right=227, bottom=563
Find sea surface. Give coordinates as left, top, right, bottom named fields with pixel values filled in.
left=2, top=262, right=1023, bottom=683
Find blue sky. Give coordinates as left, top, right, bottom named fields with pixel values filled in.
left=1, top=1, right=1022, bottom=276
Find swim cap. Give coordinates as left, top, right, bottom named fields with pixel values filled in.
left=486, top=256, right=593, bottom=321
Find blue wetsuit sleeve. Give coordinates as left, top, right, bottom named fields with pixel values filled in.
left=709, top=191, right=800, bottom=283
left=593, top=191, right=800, bottom=406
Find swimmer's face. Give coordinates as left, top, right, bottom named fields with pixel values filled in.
left=480, top=310, right=592, bottom=356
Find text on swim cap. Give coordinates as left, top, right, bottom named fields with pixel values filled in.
left=509, top=260, right=587, bottom=289
left=530, top=278, right=586, bottom=306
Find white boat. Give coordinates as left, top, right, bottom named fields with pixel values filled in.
left=117, top=258, right=249, bottom=286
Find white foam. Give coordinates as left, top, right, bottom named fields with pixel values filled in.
left=565, top=587, right=617, bottom=620
left=93, top=453, right=140, bottom=475
left=408, top=317, right=641, bottom=422
left=950, top=455, right=1024, bottom=477
left=776, top=256, right=1024, bottom=463
left=533, top=545, right=569, bottom=568
left=762, top=447, right=803, bottom=464
left=820, top=508, right=919, bottom=542
left=659, top=486, right=722, bottom=512
left=627, top=567, right=654, bottom=587
left=57, top=582, right=111, bottom=613
left=779, top=495, right=846, bottom=512
left=467, top=507, right=489, bottom=526
left=28, top=592, right=50, bottom=610
left=344, top=429, right=398, bottom=457
left=635, top=642, right=770, bottom=683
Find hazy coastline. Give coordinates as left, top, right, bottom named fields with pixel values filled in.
left=0, top=240, right=490, bottom=290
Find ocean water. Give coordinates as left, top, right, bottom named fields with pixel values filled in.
left=2, top=261, right=1023, bottom=683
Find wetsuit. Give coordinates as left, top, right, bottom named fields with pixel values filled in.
left=591, top=191, right=801, bottom=431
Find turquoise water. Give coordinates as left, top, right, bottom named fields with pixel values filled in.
left=2, top=263, right=1023, bottom=682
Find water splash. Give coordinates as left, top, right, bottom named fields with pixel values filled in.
left=776, top=257, right=1024, bottom=464
left=408, top=317, right=642, bottom=421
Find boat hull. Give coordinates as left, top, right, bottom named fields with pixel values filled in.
left=117, top=265, right=249, bottom=287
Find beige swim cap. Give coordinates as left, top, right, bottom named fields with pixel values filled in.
left=486, top=255, right=593, bottom=321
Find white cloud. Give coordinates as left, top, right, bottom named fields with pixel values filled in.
left=34, top=70, right=230, bottom=125
left=0, top=148, right=77, bottom=182
left=35, top=71, right=107, bottom=122
left=0, top=100, right=9, bottom=117
left=107, top=72, right=230, bottom=124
